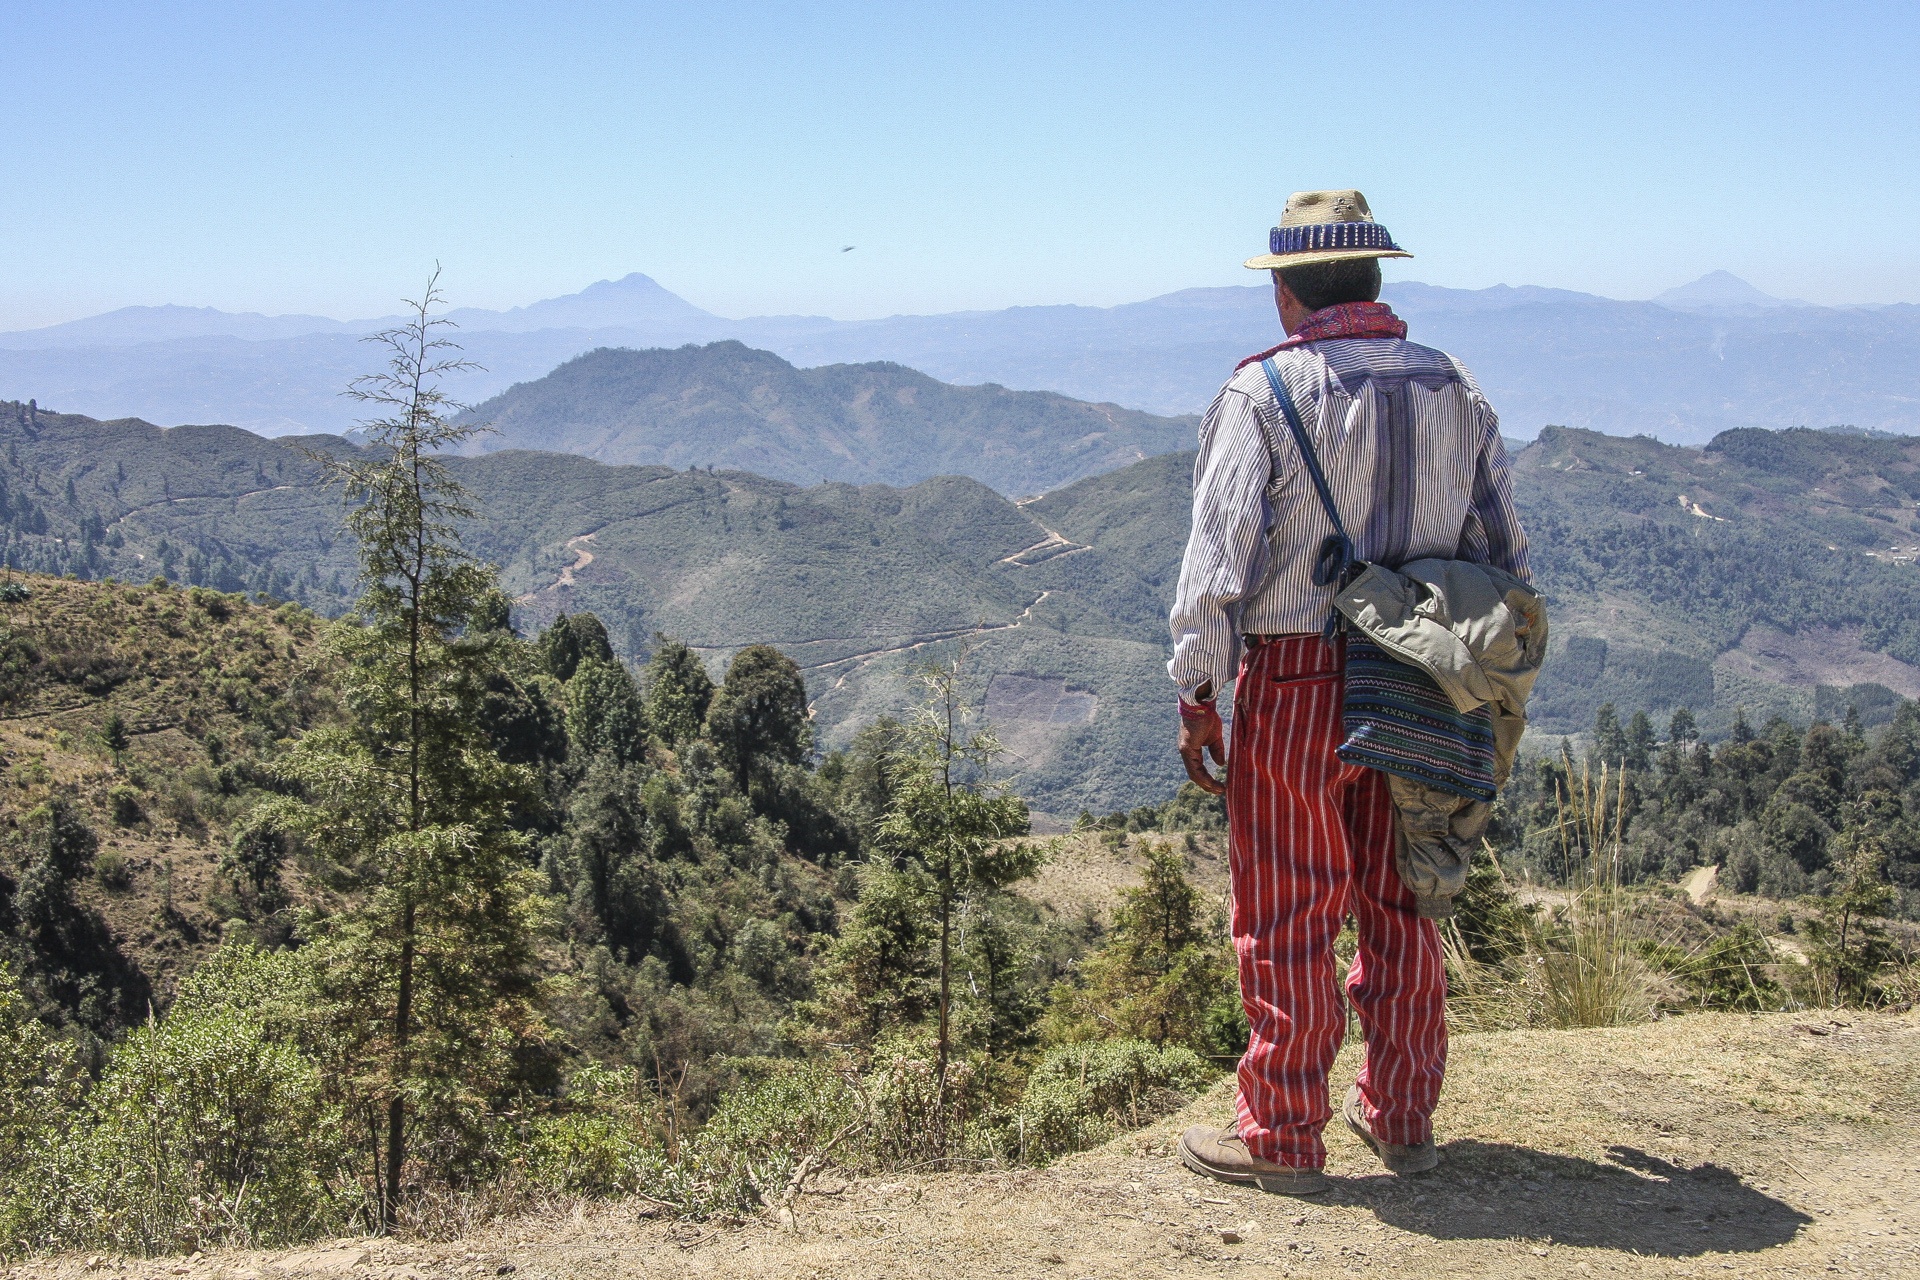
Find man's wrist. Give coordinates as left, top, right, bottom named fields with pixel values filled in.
left=1178, top=693, right=1219, bottom=722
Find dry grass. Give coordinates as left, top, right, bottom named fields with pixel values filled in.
left=1448, top=763, right=1664, bottom=1032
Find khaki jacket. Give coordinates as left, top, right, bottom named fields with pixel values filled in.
left=1332, top=559, right=1549, bottom=917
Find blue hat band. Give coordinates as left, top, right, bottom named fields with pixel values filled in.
left=1268, top=221, right=1401, bottom=256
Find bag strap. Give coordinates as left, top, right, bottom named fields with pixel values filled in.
left=1260, top=358, right=1357, bottom=592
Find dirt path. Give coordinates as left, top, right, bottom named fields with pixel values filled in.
left=1682, top=863, right=1719, bottom=905
left=998, top=507, right=1091, bottom=567
left=802, top=590, right=1053, bottom=713
left=20, top=1012, right=1913, bottom=1280
left=997, top=532, right=1090, bottom=567
left=553, top=534, right=596, bottom=589
left=515, top=534, right=598, bottom=603
left=108, top=484, right=307, bottom=529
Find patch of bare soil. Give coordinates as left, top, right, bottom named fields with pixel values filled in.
left=1022, top=831, right=1229, bottom=927
left=19, top=1011, right=1916, bottom=1280
left=1721, top=623, right=1920, bottom=699
left=1680, top=863, right=1719, bottom=905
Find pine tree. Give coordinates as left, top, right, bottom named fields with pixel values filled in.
left=564, top=658, right=648, bottom=764
left=1667, top=707, right=1697, bottom=745
left=1591, top=703, right=1627, bottom=768
left=804, top=863, right=939, bottom=1047
left=705, top=644, right=811, bottom=791
left=878, top=660, right=1034, bottom=1136
left=280, top=273, right=550, bottom=1229
left=642, top=635, right=714, bottom=746
left=539, top=612, right=614, bottom=682
left=1624, top=710, right=1655, bottom=773
left=102, top=711, right=129, bottom=758
left=1806, top=800, right=1898, bottom=1006
left=1042, top=843, right=1236, bottom=1053
left=555, top=755, right=662, bottom=955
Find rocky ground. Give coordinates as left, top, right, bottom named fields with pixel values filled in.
left=11, top=1009, right=1916, bottom=1280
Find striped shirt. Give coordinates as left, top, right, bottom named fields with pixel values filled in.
left=1168, top=334, right=1530, bottom=702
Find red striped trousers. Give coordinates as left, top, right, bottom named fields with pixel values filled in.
left=1225, top=634, right=1447, bottom=1168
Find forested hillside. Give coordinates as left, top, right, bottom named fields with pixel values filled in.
left=0, top=342, right=1248, bottom=1249
left=452, top=341, right=1195, bottom=493
left=13, top=393, right=1920, bottom=813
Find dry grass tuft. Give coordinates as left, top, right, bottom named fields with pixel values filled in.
left=1448, top=762, right=1658, bottom=1031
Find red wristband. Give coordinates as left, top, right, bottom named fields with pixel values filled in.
left=1178, top=697, right=1219, bottom=723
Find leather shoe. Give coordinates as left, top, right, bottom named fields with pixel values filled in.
left=1342, top=1084, right=1440, bottom=1174
left=1177, top=1125, right=1328, bottom=1195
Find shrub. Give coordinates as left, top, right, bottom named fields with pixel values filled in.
left=0, top=629, right=39, bottom=706
left=0, top=966, right=83, bottom=1256
left=107, top=784, right=144, bottom=827
left=0, top=943, right=350, bottom=1255
left=48, top=1002, right=350, bottom=1253
left=693, top=1059, right=863, bottom=1211
left=221, top=812, right=290, bottom=899
left=94, top=849, right=132, bottom=892
left=187, top=587, right=231, bottom=620
left=1639, top=923, right=1786, bottom=1011
left=514, top=1066, right=673, bottom=1198
left=1005, top=1039, right=1213, bottom=1163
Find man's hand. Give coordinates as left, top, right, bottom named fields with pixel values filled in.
left=1178, top=696, right=1228, bottom=795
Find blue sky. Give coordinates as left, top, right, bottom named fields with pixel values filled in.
left=3, top=1, right=1917, bottom=328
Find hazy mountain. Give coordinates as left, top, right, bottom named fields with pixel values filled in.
left=0, top=304, right=359, bottom=348
left=0, top=273, right=723, bottom=349
left=438, top=272, right=728, bottom=335
left=1653, top=270, right=1807, bottom=310
left=10, top=397, right=1920, bottom=814
left=456, top=341, right=1196, bottom=492
left=4, top=270, right=1919, bottom=451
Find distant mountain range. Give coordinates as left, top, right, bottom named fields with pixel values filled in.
left=10, top=392, right=1920, bottom=814
left=453, top=341, right=1193, bottom=492
left=4, top=272, right=1917, bottom=450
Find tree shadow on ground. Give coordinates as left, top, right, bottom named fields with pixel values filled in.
left=1341, top=1140, right=1812, bottom=1258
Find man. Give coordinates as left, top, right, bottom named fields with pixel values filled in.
left=1168, top=190, right=1528, bottom=1195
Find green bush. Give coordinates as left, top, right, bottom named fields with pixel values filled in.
left=693, top=1059, right=863, bottom=1210
left=48, top=1003, right=351, bottom=1254
left=1639, top=923, right=1786, bottom=1012
left=94, top=848, right=131, bottom=891
left=107, top=784, right=144, bottom=827
left=0, top=967, right=83, bottom=1257
left=1005, top=1039, right=1213, bottom=1163
left=1, top=945, right=351, bottom=1256
left=509, top=1064, right=676, bottom=1199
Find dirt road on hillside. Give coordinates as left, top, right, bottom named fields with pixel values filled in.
left=13, top=1012, right=1916, bottom=1280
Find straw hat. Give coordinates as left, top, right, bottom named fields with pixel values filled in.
left=1242, top=189, right=1412, bottom=271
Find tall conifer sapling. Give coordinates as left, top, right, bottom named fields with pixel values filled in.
left=879, top=659, right=1034, bottom=1144
left=283, top=272, right=547, bottom=1229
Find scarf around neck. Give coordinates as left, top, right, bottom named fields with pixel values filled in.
left=1280, top=300, right=1408, bottom=347
left=1236, top=300, right=1409, bottom=370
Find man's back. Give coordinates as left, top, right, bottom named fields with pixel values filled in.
left=1169, top=331, right=1528, bottom=699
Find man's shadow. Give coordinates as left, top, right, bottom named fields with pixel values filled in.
left=1342, top=1141, right=1812, bottom=1258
